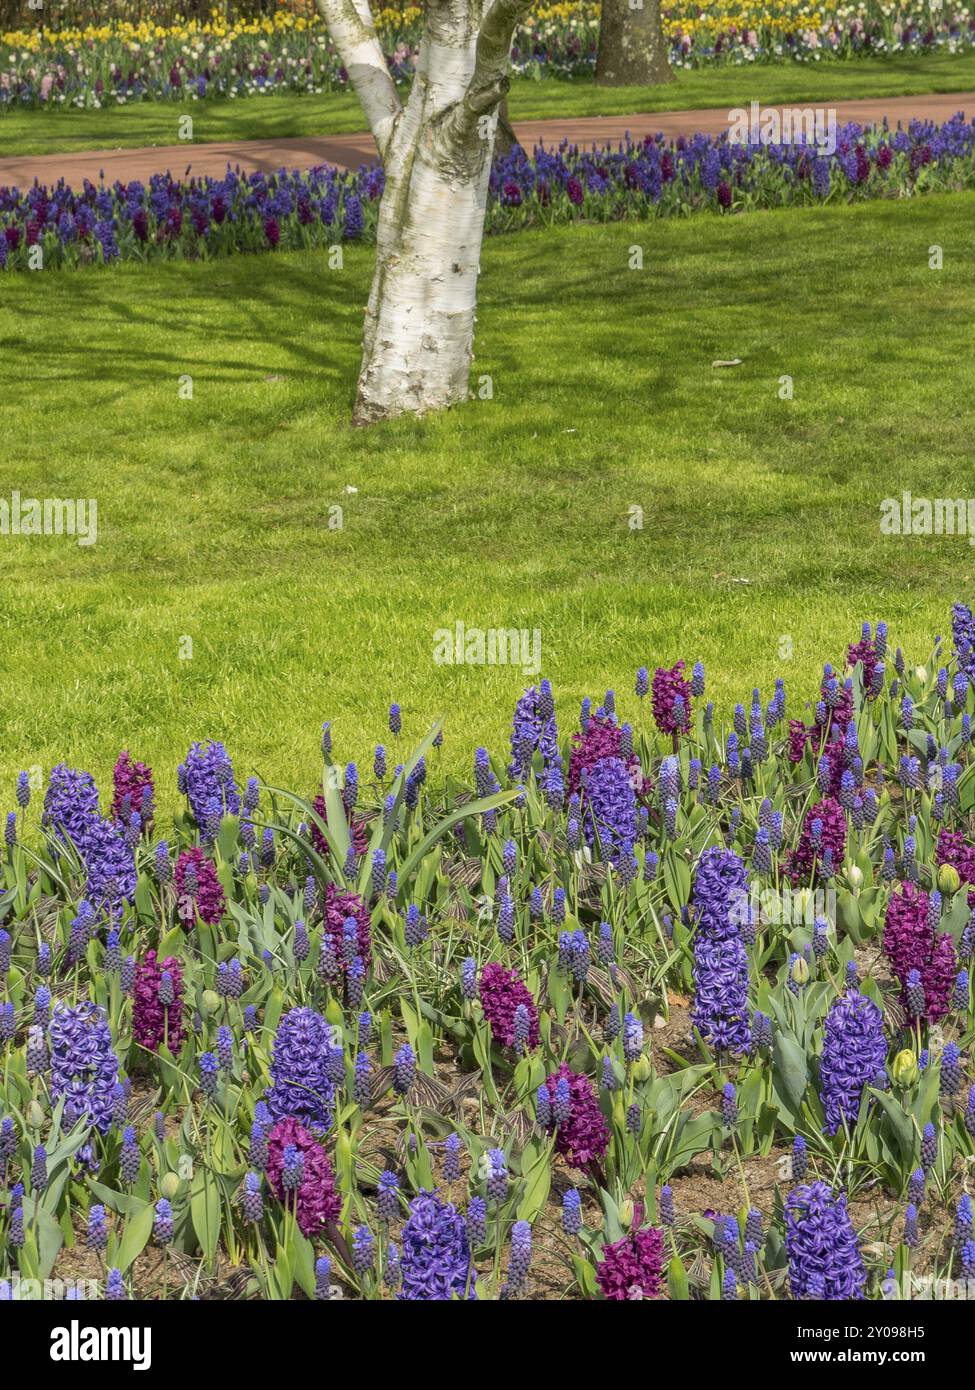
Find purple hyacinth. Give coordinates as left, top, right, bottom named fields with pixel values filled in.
left=48, top=1000, right=120, bottom=1138
left=265, top=1007, right=335, bottom=1130
left=179, top=740, right=240, bottom=824
left=562, top=1188, right=582, bottom=1235
left=393, top=1043, right=416, bottom=1098
left=785, top=1183, right=865, bottom=1300
left=397, top=1190, right=476, bottom=1301
left=819, top=991, right=888, bottom=1135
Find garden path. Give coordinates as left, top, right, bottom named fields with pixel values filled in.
left=0, top=90, right=970, bottom=187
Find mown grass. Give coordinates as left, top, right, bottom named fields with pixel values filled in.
left=2, top=52, right=975, bottom=157
left=1, top=193, right=973, bottom=814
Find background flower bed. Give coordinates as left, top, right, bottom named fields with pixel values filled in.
left=4, top=611, right=975, bottom=1299
left=2, top=115, right=973, bottom=271
left=2, top=2, right=975, bottom=110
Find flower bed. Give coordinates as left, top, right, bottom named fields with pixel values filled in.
left=2, top=115, right=973, bottom=271
left=1, top=2, right=974, bottom=109
left=3, top=607, right=975, bottom=1299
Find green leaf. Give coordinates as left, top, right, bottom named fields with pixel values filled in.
left=772, top=1030, right=809, bottom=1122
left=191, top=1167, right=221, bottom=1267
left=516, top=1146, right=552, bottom=1224
left=114, top=1201, right=155, bottom=1274
left=667, top=1254, right=689, bottom=1300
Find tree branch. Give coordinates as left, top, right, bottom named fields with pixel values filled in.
left=437, top=0, right=534, bottom=148
left=314, top=0, right=402, bottom=159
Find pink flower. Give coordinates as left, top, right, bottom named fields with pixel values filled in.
left=883, top=883, right=956, bottom=1022
left=478, top=963, right=540, bottom=1049
left=596, top=1226, right=664, bottom=1300
left=133, top=950, right=185, bottom=1054
left=175, top=847, right=226, bottom=928
left=567, top=716, right=646, bottom=798
left=651, top=661, right=692, bottom=736
left=544, top=1063, right=609, bottom=1168
left=323, top=881, right=371, bottom=970
left=311, top=795, right=368, bottom=860
left=265, top=1117, right=341, bottom=1237
left=112, top=750, right=154, bottom=829
left=787, top=797, right=846, bottom=884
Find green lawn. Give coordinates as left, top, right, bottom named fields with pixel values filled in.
left=2, top=53, right=975, bottom=157
left=2, top=194, right=974, bottom=815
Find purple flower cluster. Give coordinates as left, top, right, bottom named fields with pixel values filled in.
left=266, top=1007, right=335, bottom=1130
left=397, top=1190, right=476, bottom=1300
left=174, top=846, right=227, bottom=928
left=883, top=883, right=956, bottom=1023
left=42, top=763, right=100, bottom=844
left=596, top=1225, right=664, bottom=1300
left=48, top=1001, right=120, bottom=1137
left=178, top=740, right=241, bottom=825
left=785, top=1183, right=866, bottom=1300
left=540, top=1063, right=609, bottom=1168
left=567, top=714, right=645, bottom=798
left=478, top=963, right=540, bottom=1050
left=265, top=1116, right=341, bottom=1238
left=41, top=764, right=135, bottom=922
left=6, top=117, right=974, bottom=275
left=508, top=681, right=559, bottom=781
left=581, top=754, right=637, bottom=860
left=132, top=951, right=185, bottom=1055
left=819, top=991, right=888, bottom=1135
left=691, top=848, right=751, bottom=1053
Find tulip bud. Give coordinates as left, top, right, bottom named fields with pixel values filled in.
left=160, top=1170, right=180, bottom=1200
left=28, top=1100, right=46, bottom=1129
left=791, top=955, right=810, bottom=986
left=618, top=1199, right=635, bottom=1231
left=847, top=864, right=863, bottom=889
left=892, top=1049, right=919, bottom=1088
left=200, top=990, right=221, bottom=1017
left=632, top=1055, right=652, bottom=1083
left=938, top=863, right=961, bottom=896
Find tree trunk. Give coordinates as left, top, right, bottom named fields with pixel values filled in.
left=594, top=0, right=673, bottom=87
left=354, top=127, right=493, bottom=424
left=352, top=8, right=500, bottom=424
left=317, top=0, right=532, bottom=423
left=493, top=97, right=521, bottom=156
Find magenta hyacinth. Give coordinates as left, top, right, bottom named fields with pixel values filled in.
left=883, top=883, right=956, bottom=1023
left=651, top=661, right=692, bottom=737
left=111, top=751, right=154, bottom=829
left=936, top=829, right=975, bottom=907
left=174, top=847, right=226, bottom=928
left=567, top=716, right=645, bottom=798
left=132, top=951, right=186, bottom=1054
left=787, top=796, right=847, bottom=884
left=322, top=882, right=372, bottom=970
left=265, top=1117, right=341, bottom=1238
left=541, top=1063, right=609, bottom=1168
left=478, top=963, right=540, bottom=1050
left=596, top=1224, right=664, bottom=1300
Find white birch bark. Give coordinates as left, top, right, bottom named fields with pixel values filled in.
left=315, top=0, right=533, bottom=423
